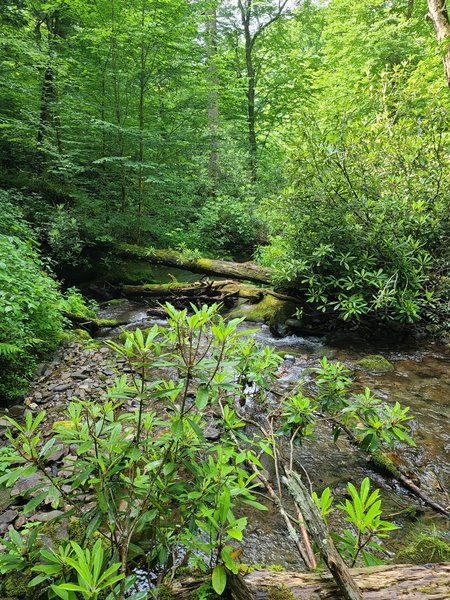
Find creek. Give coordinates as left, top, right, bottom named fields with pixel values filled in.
left=96, top=298, right=450, bottom=568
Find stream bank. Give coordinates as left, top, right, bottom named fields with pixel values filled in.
left=2, top=297, right=448, bottom=571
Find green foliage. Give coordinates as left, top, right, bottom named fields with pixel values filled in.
left=313, top=478, right=398, bottom=567
left=394, top=526, right=450, bottom=564
left=260, top=98, right=450, bottom=323
left=0, top=527, right=40, bottom=575
left=186, top=196, right=265, bottom=258
left=1, top=304, right=277, bottom=596
left=48, top=205, right=86, bottom=267
left=59, top=288, right=97, bottom=320
left=0, top=228, right=64, bottom=401
left=280, top=356, right=415, bottom=451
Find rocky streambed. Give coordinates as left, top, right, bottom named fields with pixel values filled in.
left=0, top=299, right=449, bottom=568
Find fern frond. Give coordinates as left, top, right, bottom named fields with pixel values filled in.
left=0, top=343, right=21, bottom=357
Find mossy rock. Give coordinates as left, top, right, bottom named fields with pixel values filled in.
left=268, top=585, right=296, bottom=600
left=62, top=328, right=93, bottom=343
left=356, top=354, right=394, bottom=372
left=0, top=571, right=37, bottom=599
left=395, top=532, right=450, bottom=564
left=99, top=298, right=128, bottom=306
left=228, top=296, right=297, bottom=327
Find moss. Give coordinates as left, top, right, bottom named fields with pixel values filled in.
left=395, top=530, right=450, bottom=564
left=96, top=318, right=122, bottom=328
left=268, top=585, right=296, bottom=600
left=370, top=450, right=401, bottom=478
left=228, top=296, right=297, bottom=326
left=155, top=584, right=176, bottom=599
left=1, top=571, right=36, bottom=599
left=195, top=258, right=214, bottom=268
left=240, top=564, right=287, bottom=574
left=99, top=298, right=128, bottom=306
left=356, top=354, right=394, bottom=372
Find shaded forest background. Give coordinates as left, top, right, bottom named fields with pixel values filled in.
left=2, top=0, right=450, bottom=398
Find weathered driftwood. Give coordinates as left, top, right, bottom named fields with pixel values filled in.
left=285, top=472, right=363, bottom=600
left=228, top=563, right=450, bottom=599
left=115, top=243, right=273, bottom=284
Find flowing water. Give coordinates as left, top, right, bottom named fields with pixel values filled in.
left=97, top=300, right=450, bottom=567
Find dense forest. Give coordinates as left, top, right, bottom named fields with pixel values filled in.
left=1, top=0, right=450, bottom=598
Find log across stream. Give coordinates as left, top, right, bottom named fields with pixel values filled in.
left=227, top=563, right=450, bottom=599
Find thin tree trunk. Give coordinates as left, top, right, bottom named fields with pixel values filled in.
left=111, top=0, right=127, bottom=211
left=427, top=0, right=450, bottom=86
left=137, top=0, right=147, bottom=242
left=206, top=3, right=220, bottom=189
left=35, top=11, right=64, bottom=158
left=245, top=34, right=257, bottom=182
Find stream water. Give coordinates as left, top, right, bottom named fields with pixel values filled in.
left=97, top=298, right=450, bottom=568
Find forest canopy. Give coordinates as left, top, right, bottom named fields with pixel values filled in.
left=0, top=0, right=449, bottom=325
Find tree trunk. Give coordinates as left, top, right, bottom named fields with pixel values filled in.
left=206, top=3, right=220, bottom=188
left=35, top=11, right=64, bottom=157
left=228, top=563, right=450, bottom=599
left=114, top=243, right=273, bottom=283
left=240, top=1, right=258, bottom=182
left=284, top=472, right=363, bottom=600
left=110, top=0, right=127, bottom=212
left=137, top=0, right=147, bottom=241
left=427, top=0, right=450, bottom=86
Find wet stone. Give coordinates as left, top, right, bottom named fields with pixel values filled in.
left=0, top=509, right=18, bottom=526
left=11, top=473, right=45, bottom=497
left=30, top=510, right=64, bottom=522
left=49, top=383, right=72, bottom=392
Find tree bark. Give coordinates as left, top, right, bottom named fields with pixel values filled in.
left=206, top=3, right=220, bottom=188
left=427, top=0, right=450, bottom=86
left=237, top=0, right=289, bottom=181
left=35, top=10, right=65, bottom=157
left=284, top=472, right=363, bottom=600
left=114, top=243, right=274, bottom=283
left=228, top=563, right=450, bottom=599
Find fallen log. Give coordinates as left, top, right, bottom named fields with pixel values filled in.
left=63, top=312, right=126, bottom=332
left=228, top=563, right=450, bottom=599
left=114, top=243, right=273, bottom=284
left=284, top=471, right=363, bottom=600
left=121, top=280, right=233, bottom=298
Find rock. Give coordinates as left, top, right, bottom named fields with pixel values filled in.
left=30, top=510, right=64, bottom=522
left=283, top=354, right=296, bottom=363
left=7, top=404, right=26, bottom=418
left=203, top=425, right=221, bottom=441
left=49, top=383, right=72, bottom=392
left=48, top=445, right=66, bottom=462
left=229, top=296, right=298, bottom=329
left=0, top=509, right=18, bottom=526
left=356, top=354, right=395, bottom=372
left=72, top=372, right=89, bottom=380
left=11, top=473, right=45, bottom=497
left=14, top=514, right=26, bottom=528
left=0, top=485, right=11, bottom=512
